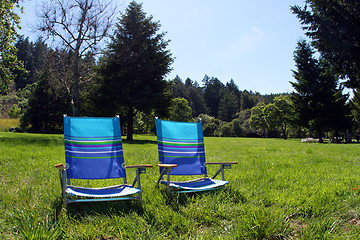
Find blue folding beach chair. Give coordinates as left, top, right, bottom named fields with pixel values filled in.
left=55, top=116, right=152, bottom=207
left=155, top=118, right=237, bottom=194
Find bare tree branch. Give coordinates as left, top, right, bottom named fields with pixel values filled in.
left=36, top=0, right=118, bottom=116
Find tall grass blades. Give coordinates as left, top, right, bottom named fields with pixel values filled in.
left=11, top=208, right=63, bottom=240
left=0, top=119, right=19, bottom=132
left=2, top=133, right=360, bottom=238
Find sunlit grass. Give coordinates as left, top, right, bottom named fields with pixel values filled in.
left=1, top=133, right=360, bottom=239
left=0, top=119, right=19, bottom=132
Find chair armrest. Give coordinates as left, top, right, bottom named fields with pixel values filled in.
left=55, top=163, right=66, bottom=170
left=156, top=164, right=177, bottom=189
left=125, top=164, right=153, bottom=168
left=126, top=165, right=153, bottom=189
left=208, top=162, right=237, bottom=180
left=157, top=164, right=178, bottom=168
left=206, top=162, right=237, bottom=165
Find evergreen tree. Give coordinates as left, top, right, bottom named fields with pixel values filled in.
left=14, top=36, right=32, bottom=89
left=350, top=89, right=360, bottom=132
left=218, top=90, right=238, bottom=122
left=203, top=77, right=225, bottom=117
left=171, top=76, right=188, bottom=99
left=184, top=78, right=206, bottom=117
left=14, top=37, right=48, bottom=89
left=226, top=79, right=241, bottom=110
left=291, top=40, right=350, bottom=142
left=98, top=1, right=173, bottom=140
left=240, top=90, right=256, bottom=110
left=21, top=65, right=71, bottom=132
left=292, top=0, right=360, bottom=88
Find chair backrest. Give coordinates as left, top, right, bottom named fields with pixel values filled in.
left=64, top=116, right=126, bottom=179
left=156, top=119, right=207, bottom=176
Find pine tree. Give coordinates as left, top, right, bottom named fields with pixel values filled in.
left=98, top=1, right=173, bottom=140
left=291, top=40, right=350, bottom=142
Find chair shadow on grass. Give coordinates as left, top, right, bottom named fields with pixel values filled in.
left=52, top=196, right=145, bottom=219
left=157, top=184, right=247, bottom=212
left=52, top=185, right=246, bottom=220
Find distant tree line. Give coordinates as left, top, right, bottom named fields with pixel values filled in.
left=2, top=0, right=360, bottom=142
left=8, top=34, right=285, bottom=137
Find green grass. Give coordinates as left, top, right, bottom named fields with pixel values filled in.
left=1, top=133, right=360, bottom=239
left=0, top=119, right=19, bottom=132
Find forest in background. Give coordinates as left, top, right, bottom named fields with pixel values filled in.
left=0, top=36, right=284, bottom=137
left=2, top=1, right=360, bottom=142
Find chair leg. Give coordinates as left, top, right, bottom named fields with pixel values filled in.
left=220, top=164, right=225, bottom=181
left=59, top=170, right=68, bottom=208
left=136, top=168, right=143, bottom=204
left=156, top=169, right=166, bottom=187
left=166, top=169, right=171, bottom=194
left=212, top=164, right=227, bottom=181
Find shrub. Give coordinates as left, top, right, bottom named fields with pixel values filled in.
left=8, top=104, right=21, bottom=119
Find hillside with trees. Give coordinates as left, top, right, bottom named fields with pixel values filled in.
left=1, top=0, right=360, bottom=141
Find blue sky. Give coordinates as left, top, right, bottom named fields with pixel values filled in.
left=19, top=0, right=307, bottom=94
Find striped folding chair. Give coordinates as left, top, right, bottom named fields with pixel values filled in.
left=155, top=118, right=237, bottom=194
left=55, top=115, right=152, bottom=207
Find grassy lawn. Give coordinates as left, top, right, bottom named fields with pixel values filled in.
left=0, top=119, right=20, bottom=132
left=1, top=132, right=360, bottom=239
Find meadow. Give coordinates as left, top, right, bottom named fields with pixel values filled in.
left=1, top=132, right=360, bottom=239
left=0, top=119, right=19, bottom=132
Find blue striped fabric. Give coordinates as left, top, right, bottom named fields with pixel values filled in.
left=156, top=119, right=207, bottom=175
left=64, top=116, right=126, bottom=179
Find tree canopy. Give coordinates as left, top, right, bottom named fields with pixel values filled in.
left=37, top=0, right=116, bottom=116
left=291, top=40, right=350, bottom=142
left=97, top=1, right=173, bottom=140
left=169, top=97, right=193, bottom=122
left=292, top=0, right=360, bottom=88
left=0, top=0, right=24, bottom=94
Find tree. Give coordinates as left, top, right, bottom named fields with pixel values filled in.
left=249, top=102, right=267, bottom=136
left=170, top=77, right=206, bottom=117
left=350, top=89, right=360, bottom=132
left=230, top=118, right=245, bottom=137
left=171, top=76, right=187, bottom=99
left=199, top=113, right=221, bottom=137
left=14, top=36, right=31, bottom=89
left=226, top=79, right=241, bottom=109
left=98, top=1, right=173, bottom=140
left=263, top=95, right=294, bottom=139
left=203, top=76, right=225, bottom=117
left=21, top=60, right=71, bottom=132
left=292, top=1, right=360, bottom=88
left=169, top=98, right=193, bottom=122
left=0, top=0, right=24, bottom=93
left=291, top=40, right=349, bottom=142
left=37, top=0, right=116, bottom=116
left=184, top=78, right=206, bottom=117
left=218, top=90, right=238, bottom=122
left=240, top=90, right=257, bottom=110
left=14, top=37, right=48, bottom=89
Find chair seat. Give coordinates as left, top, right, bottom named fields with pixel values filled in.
left=160, top=178, right=228, bottom=191
left=66, top=185, right=141, bottom=198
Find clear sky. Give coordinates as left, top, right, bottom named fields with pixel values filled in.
left=19, top=0, right=307, bottom=94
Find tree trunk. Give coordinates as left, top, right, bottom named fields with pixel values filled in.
left=282, top=125, right=288, bottom=140
left=72, top=55, right=81, bottom=117
left=317, top=130, right=324, bottom=143
left=126, top=105, right=134, bottom=140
